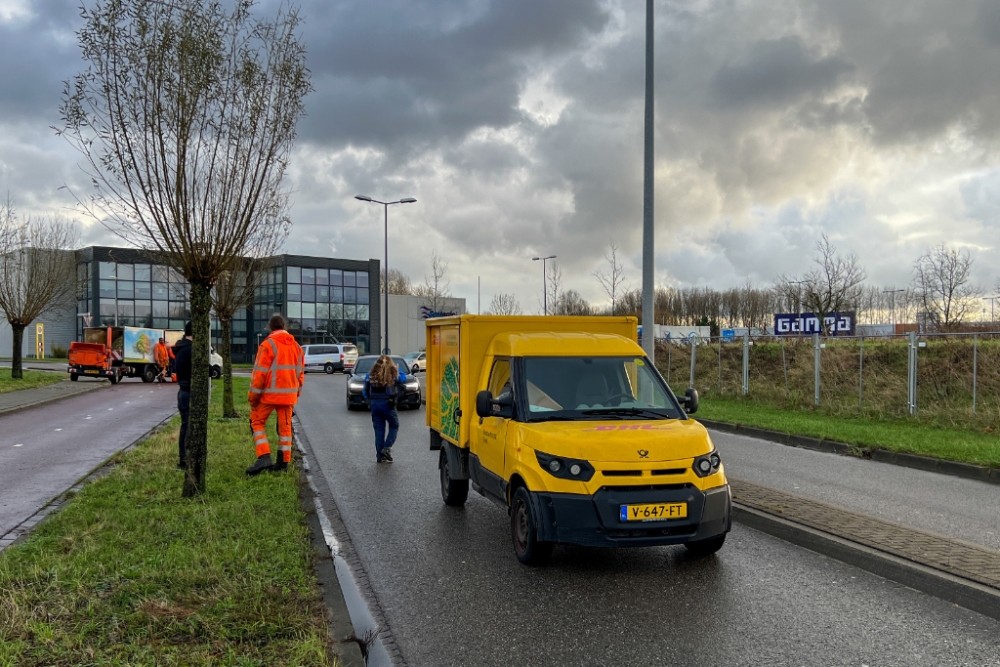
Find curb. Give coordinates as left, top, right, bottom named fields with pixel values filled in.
left=699, top=418, right=1000, bottom=486
left=732, top=503, right=1000, bottom=623
left=0, top=381, right=107, bottom=419
left=293, top=423, right=375, bottom=667
left=295, top=463, right=367, bottom=667
left=0, top=411, right=175, bottom=552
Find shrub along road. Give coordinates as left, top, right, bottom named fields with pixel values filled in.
left=295, top=373, right=1000, bottom=667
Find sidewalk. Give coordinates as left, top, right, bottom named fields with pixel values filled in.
left=0, top=377, right=105, bottom=417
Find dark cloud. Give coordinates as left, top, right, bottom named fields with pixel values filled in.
left=709, top=37, right=852, bottom=110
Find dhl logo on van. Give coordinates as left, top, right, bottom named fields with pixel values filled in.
left=582, top=424, right=673, bottom=432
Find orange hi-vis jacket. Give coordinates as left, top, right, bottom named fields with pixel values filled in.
left=154, top=342, right=170, bottom=367
left=249, top=330, right=305, bottom=406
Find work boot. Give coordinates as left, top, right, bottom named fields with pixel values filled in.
left=270, top=455, right=289, bottom=473
left=246, top=454, right=273, bottom=476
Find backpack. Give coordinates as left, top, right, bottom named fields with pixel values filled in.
left=364, top=377, right=404, bottom=407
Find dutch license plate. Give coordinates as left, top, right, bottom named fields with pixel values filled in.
left=84, top=370, right=99, bottom=374
left=620, top=503, right=687, bottom=521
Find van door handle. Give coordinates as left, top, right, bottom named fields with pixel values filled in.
left=453, top=408, right=462, bottom=425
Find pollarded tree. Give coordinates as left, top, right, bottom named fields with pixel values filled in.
left=0, top=200, right=80, bottom=378
left=58, top=0, right=311, bottom=496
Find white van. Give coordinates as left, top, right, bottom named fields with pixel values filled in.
left=302, top=343, right=358, bottom=374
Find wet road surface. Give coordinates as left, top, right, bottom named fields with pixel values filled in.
left=296, top=375, right=1000, bottom=667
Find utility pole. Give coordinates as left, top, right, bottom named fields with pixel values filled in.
left=641, top=0, right=655, bottom=359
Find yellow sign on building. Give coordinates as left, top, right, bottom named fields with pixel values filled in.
left=35, top=323, right=44, bottom=360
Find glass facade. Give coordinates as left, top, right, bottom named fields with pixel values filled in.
left=77, top=250, right=377, bottom=360
left=253, top=264, right=372, bottom=354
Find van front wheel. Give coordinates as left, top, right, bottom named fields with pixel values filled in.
left=511, top=486, right=552, bottom=566
left=439, top=449, right=469, bottom=507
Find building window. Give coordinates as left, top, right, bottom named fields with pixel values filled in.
left=332, top=286, right=343, bottom=303
left=302, top=302, right=315, bottom=319
left=153, top=301, right=168, bottom=317
left=344, top=271, right=356, bottom=287
left=357, top=272, right=369, bottom=288
left=117, top=280, right=134, bottom=298
left=152, top=265, right=170, bottom=282
left=100, top=280, right=117, bottom=298
left=301, top=267, right=314, bottom=284
left=302, top=284, right=315, bottom=302
left=99, top=262, right=116, bottom=279
left=358, top=289, right=369, bottom=305
left=135, top=282, right=151, bottom=299
left=316, top=303, right=329, bottom=319
left=344, top=287, right=356, bottom=304
left=315, top=269, right=328, bottom=285
left=135, top=264, right=151, bottom=281
left=117, top=263, right=134, bottom=280
left=287, top=284, right=301, bottom=300
left=287, top=302, right=301, bottom=318
left=330, top=303, right=343, bottom=319
left=287, top=266, right=301, bottom=283
left=330, top=270, right=343, bottom=286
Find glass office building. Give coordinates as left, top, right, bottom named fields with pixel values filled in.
left=75, top=247, right=381, bottom=360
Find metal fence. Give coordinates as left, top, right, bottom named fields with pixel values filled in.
left=656, top=332, right=1000, bottom=423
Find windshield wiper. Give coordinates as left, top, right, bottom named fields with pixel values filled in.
left=529, top=415, right=578, bottom=422
left=580, top=408, right=671, bottom=420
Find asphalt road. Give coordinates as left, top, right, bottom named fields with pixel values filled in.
left=708, top=429, right=1000, bottom=551
left=0, top=378, right=179, bottom=540
left=296, top=374, right=1000, bottom=667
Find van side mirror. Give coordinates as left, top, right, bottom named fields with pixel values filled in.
left=476, top=390, right=514, bottom=419
left=681, top=388, right=699, bottom=414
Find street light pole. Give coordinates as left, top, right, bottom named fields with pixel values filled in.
left=641, top=0, right=655, bottom=359
left=884, top=289, right=905, bottom=330
left=355, top=195, right=417, bottom=355
left=982, top=296, right=999, bottom=326
left=532, top=255, right=556, bottom=315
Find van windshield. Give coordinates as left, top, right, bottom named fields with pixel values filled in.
left=521, top=356, right=682, bottom=422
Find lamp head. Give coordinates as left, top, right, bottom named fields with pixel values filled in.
left=399, top=198, right=417, bottom=204
left=355, top=195, right=373, bottom=202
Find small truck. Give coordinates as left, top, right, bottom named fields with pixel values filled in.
left=425, top=315, right=731, bottom=565
left=68, top=326, right=227, bottom=383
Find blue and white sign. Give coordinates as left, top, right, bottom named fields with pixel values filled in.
left=721, top=329, right=735, bottom=343
left=774, top=311, right=855, bottom=336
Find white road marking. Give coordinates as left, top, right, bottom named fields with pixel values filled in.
left=14, top=444, right=23, bottom=447
left=55, top=428, right=62, bottom=431
left=108, top=408, right=113, bottom=411
left=125, top=401, right=130, bottom=404
left=85, top=416, right=91, bottom=420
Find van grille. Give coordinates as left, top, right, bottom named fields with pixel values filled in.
left=651, top=468, right=686, bottom=476
left=601, top=470, right=642, bottom=477
left=600, top=483, right=691, bottom=492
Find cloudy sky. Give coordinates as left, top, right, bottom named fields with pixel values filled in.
left=3, top=0, right=1000, bottom=312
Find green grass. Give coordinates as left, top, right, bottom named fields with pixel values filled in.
left=0, top=377, right=337, bottom=666
left=0, top=368, right=65, bottom=394
left=698, top=397, right=1000, bottom=468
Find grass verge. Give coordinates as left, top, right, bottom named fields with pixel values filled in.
left=698, top=397, right=1000, bottom=468
left=0, top=377, right=337, bottom=666
left=0, top=368, right=65, bottom=394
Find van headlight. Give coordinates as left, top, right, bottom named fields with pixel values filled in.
left=535, top=451, right=594, bottom=482
left=693, top=450, right=722, bottom=477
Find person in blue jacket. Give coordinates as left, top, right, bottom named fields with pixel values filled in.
left=363, top=355, right=410, bottom=463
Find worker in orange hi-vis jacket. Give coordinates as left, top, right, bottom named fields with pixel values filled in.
left=154, top=338, right=171, bottom=382
left=246, top=314, right=305, bottom=476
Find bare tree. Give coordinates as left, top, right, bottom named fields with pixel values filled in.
left=912, top=244, right=981, bottom=329
left=58, top=0, right=310, bottom=496
left=414, top=252, right=451, bottom=313
left=488, top=293, right=521, bottom=315
left=212, top=253, right=277, bottom=419
left=593, top=242, right=628, bottom=315
left=0, top=201, right=80, bottom=378
left=778, top=235, right=866, bottom=334
left=381, top=268, right=413, bottom=295
left=544, top=263, right=563, bottom=315
left=553, top=289, right=592, bottom=316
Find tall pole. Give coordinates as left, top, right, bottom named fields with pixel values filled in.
left=542, top=260, right=548, bottom=315
left=384, top=202, right=389, bottom=354
left=641, top=0, right=655, bottom=359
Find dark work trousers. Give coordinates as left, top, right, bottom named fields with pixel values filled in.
left=177, top=389, right=191, bottom=465
left=370, top=399, right=399, bottom=461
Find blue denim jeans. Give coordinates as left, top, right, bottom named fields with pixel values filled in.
left=370, top=399, right=399, bottom=460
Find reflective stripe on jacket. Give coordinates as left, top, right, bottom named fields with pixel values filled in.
left=248, top=330, right=305, bottom=405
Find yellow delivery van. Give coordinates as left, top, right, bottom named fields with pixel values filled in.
left=426, top=315, right=730, bottom=565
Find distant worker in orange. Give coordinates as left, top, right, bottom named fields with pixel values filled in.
left=246, top=314, right=305, bottom=476
left=154, top=337, right=170, bottom=382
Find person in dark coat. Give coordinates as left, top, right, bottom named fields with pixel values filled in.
left=173, top=322, right=193, bottom=469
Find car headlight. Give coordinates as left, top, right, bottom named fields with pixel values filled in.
left=692, top=450, right=722, bottom=478
left=535, top=451, right=595, bottom=482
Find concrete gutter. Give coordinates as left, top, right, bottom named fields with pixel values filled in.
left=700, top=418, right=1000, bottom=485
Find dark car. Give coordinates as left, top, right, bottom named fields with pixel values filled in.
left=346, top=355, right=421, bottom=411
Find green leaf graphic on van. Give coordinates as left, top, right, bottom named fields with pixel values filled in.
left=440, top=357, right=460, bottom=440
